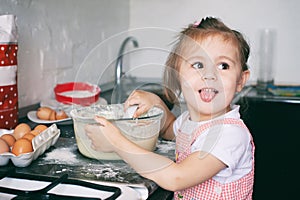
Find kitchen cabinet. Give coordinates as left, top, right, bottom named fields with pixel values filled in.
left=237, top=87, right=300, bottom=200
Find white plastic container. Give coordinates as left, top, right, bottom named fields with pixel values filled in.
left=0, top=124, right=60, bottom=167
left=70, top=104, right=163, bottom=160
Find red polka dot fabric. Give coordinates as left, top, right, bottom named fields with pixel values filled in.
left=0, top=44, right=18, bottom=66
left=0, top=15, right=18, bottom=129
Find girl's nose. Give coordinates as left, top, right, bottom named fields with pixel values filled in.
left=201, top=69, right=217, bottom=81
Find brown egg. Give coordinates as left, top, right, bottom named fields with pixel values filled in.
left=22, top=133, right=35, bottom=142
left=49, top=110, right=56, bottom=121
left=34, top=124, right=48, bottom=133
left=56, top=110, right=68, bottom=120
left=0, top=134, right=16, bottom=147
left=30, top=129, right=41, bottom=136
left=13, top=123, right=31, bottom=140
left=11, top=138, right=33, bottom=156
left=0, top=138, right=10, bottom=153
left=36, top=107, right=53, bottom=120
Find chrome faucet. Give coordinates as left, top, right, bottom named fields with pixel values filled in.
left=113, top=36, right=139, bottom=103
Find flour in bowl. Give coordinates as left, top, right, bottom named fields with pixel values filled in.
left=59, top=91, right=95, bottom=98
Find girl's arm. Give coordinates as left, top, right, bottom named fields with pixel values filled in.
left=85, top=116, right=226, bottom=192
left=124, top=90, right=176, bottom=140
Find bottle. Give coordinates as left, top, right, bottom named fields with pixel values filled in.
left=257, top=29, right=276, bottom=93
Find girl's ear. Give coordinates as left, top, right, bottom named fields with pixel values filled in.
left=236, top=70, right=250, bottom=92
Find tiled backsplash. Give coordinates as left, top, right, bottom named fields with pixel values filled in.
left=0, top=0, right=130, bottom=108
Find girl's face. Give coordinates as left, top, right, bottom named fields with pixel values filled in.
left=179, top=35, right=249, bottom=121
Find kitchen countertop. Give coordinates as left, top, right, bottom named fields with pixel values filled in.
left=0, top=103, right=174, bottom=200
left=241, top=86, right=300, bottom=103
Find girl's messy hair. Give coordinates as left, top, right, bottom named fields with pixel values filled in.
left=163, top=16, right=250, bottom=104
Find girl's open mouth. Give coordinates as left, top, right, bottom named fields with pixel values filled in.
left=199, top=88, right=219, bottom=102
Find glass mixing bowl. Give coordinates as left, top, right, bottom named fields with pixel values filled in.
left=70, top=104, right=163, bottom=160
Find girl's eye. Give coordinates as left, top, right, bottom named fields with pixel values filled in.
left=191, top=62, right=204, bottom=69
left=217, top=63, right=230, bottom=70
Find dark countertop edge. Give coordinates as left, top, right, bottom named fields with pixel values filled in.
left=232, top=86, right=253, bottom=104
left=241, top=86, right=300, bottom=104
left=18, top=103, right=39, bottom=119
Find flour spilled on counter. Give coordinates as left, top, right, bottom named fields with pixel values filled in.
left=42, top=146, right=80, bottom=164
left=84, top=164, right=121, bottom=180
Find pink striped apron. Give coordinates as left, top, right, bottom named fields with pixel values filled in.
left=174, top=118, right=255, bottom=200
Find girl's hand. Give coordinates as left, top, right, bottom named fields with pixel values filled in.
left=85, top=116, right=122, bottom=152
left=124, top=90, right=162, bottom=118
left=125, top=89, right=176, bottom=140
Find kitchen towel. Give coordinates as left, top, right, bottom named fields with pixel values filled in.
left=0, top=14, right=18, bottom=129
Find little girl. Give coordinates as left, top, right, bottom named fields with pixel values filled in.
left=85, top=17, right=254, bottom=199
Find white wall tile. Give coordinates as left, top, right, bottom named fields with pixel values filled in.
left=0, top=0, right=130, bottom=107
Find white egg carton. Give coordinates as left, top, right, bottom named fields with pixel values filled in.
left=0, top=124, right=60, bottom=167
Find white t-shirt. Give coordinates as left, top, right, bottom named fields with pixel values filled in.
left=173, top=105, right=253, bottom=183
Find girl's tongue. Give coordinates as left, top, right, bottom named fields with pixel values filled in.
left=199, top=88, right=218, bottom=102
